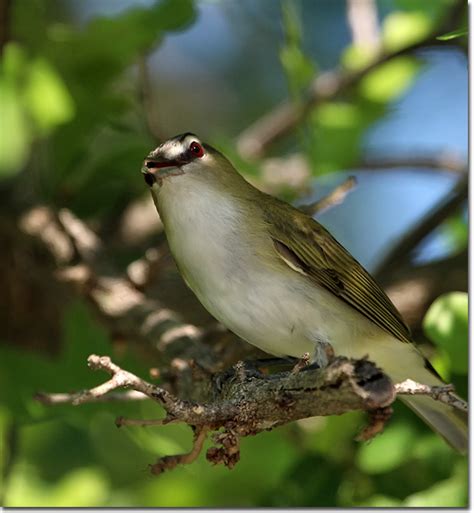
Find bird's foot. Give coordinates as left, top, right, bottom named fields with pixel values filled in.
left=311, top=341, right=336, bottom=369
left=291, top=352, right=311, bottom=374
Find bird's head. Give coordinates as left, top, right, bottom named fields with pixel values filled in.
left=142, top=133, right=229, bottom=188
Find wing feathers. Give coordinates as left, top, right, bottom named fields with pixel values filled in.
left=269, top=209, right=411, bottom=343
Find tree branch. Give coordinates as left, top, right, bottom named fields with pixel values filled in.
left=36, top=353, right=466, bottom=474
left=346, top=0, right=380, bottom=49
left=236, top=1, right=466, bottom=159
left=382, top=249, right=467, bottom=337
left=394, top=379, right=467, bottom=412
left=19, top=206, right=219, bottom=370
left=300, top=175, right=357, bottom=216
left=15, top=185, right=467, bottom=476
left=374, top=175, right=467, bottom=278
left=357, top=155, right=467, bottom=174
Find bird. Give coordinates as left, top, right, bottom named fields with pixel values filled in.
left=141, top=132, right=467, bottom=453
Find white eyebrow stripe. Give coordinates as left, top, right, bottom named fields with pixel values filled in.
left=149, top=134, right=203, bottom=161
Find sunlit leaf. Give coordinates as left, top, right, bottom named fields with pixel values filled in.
left=437, top=27, right=468, bottom=41
left=308, top=100, right=384, bottom=174
left=359, top=494, right=402, bottom=507
left=382, top=11, right=432, bottom=52
left=315, top=102, right=361, bottom=128
left=2, top=42, right=29, bottom=81
left=24, top=58, right=75, bottom=134
left=341, top=44, right=378, bottom=72
left=6, top=465, right=109, bottom=507
left=423, top=292, right=468, bottom=375
left=442, top=214, right=468, bottom=252
left=280, top=0, right=316, bottom=98
left=356, top=423, right=416, bottom=474
left=359, top=57, right=419, bottom=103
left=0, top=79, right=30, bottom=176
left=280, top=45, right=315, bottom=97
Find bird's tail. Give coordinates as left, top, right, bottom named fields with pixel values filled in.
left=400, top=391, right=468, bottom=454
left=363, top=336, right=468, bottom=453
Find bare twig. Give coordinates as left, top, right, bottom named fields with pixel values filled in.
left=36, top=354, right=396, bottom=422
left=358, top=155, right=467, bottom=174
left=346, top=0, right=380, bottom=49
left=374, top=175, right=468, bottom=278
left=35, top=390, right=149, bottom=405
left=68, top=355, right=167, bottom=405
left=116, top=416, right=166, bottom=428
left=300, top=175, right=357, bottom=216
left=36, top=352, right=466, bottom=474
left=150, top=426, right=210, bottom=475
left=395, top=379, right=468, bottom=412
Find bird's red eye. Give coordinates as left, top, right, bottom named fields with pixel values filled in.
left=189, top=141, right=204, bottom=158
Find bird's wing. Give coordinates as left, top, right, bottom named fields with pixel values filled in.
left=267, top=207, right=412, bottom=343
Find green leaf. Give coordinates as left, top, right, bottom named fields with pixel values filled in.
left=341, top=44, right=378, bottom=72
left=403, top=461, right=467, bottom=507
left=0, top=300, right=113, bottom=422
left=356, top=423, right=417, bottom=474
left=382, top=11, right=432, bottom=52
left=0, top=43, right=75, bottom=176
left=395, top=0, right=453, bottom=19
left=359, top=56, right=419, bottom=103
left=0, top=78, right=31, bottom=177
left=0, top=43, right=32, bottom=177
left=423, top=292, right=468, bottom=375
left=9, top=0, right=196, bottom=209
left=437, top=27, right=468, bottom=41
left=60, top=0, right=196, bottom=86
left=280, top=45, right=315, bottom=97
left=24, top=58, right=75, bottom=134
left=315, top=102, right=361, bottom=128
left=6, top=465, right=110, bottom=507
left=303, top=412, right=362, bottom=459
left=308, top=100, right=384, bottom=174
left=359, top=495, right=402, bottom=507
left=2, top=42, right=29, bottom=81
left=442, top=214, right=468, bottom=253
left=279, top=0, right=316, bottom=98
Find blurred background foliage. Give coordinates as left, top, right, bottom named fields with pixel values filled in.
left=0, top=0, right=468, bottom=507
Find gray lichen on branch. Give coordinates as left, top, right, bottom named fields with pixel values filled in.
left=35, top=353, right=465, bottom=475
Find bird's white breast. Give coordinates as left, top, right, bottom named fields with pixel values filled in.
left=154, top=177, right=382, bottom=359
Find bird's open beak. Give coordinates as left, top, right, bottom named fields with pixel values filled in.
left=142, top=154, right=182, bottom=186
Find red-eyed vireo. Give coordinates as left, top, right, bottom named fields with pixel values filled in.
left=142, top=133, right=467, bottom=452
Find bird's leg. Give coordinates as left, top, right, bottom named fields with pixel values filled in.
left=291, top=352, right=311, bottom=374
left=304, top=340, right=336, bottom=371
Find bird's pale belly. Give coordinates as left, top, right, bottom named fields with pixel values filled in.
left=178, top=249, right=380, bottom=360
left=158, top=182, right=381, bottom=362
